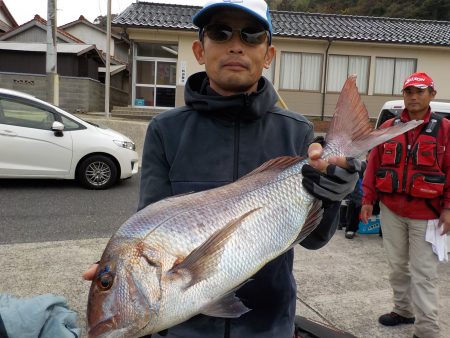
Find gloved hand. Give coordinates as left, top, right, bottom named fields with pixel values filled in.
left=302, top=157, right=360, bottom=205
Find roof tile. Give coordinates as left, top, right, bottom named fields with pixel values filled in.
left=113, top=2, right=450, bottom=46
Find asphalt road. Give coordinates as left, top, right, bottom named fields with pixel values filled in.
left=0, top=174, right=140, bottom=244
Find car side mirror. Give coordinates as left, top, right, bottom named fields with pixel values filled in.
left=52, top=121, right=65, bottom=137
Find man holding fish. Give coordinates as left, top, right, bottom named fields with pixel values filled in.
left=83, top=1, right=421, bottom=337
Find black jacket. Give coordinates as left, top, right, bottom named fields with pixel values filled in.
left=139, top=72, right=340, bottom=338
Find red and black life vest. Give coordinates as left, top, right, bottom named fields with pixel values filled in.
left=375, top=113, right=446, bottom=200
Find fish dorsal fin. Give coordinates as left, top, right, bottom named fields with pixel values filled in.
left=325, top=75, right=423, bottom=158
left=240, top=156, right=304, bottom=180
left=326, top=75, right=372, bottom=148
left=287, top=199, right=323, bottom=250
left=168, top=208, right=261, bottom=288
left=200, top=288, right=251, bottom=318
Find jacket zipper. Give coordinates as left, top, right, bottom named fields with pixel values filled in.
left=232, top=94, right=250, bottom=181
left=402, top=132, right=410, bottom=193
left=233, top=115, right=240, bottom=181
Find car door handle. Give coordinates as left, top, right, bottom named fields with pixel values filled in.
left=0, top=130, right=17, bottom=136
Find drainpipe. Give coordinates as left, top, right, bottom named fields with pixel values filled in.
left=321, top=38, right=333, bottom=121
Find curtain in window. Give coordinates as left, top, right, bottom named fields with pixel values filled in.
left=301, top=54, right=322, bottom=91
left=374, top=58, right=395, bottom=94
left=327, top=55, right=348, bottom=92
left=394, top=59, right=416, bottom=94
left=280, top=52, right=301, bottom=89
left=375, top=57, right=416, bottom=94
left=327, top=55, right=369, bottom=93
left=349, top=56, right=369, bottom=93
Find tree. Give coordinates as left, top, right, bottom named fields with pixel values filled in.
left=93, top=14, right=118, bottom=30
left=266, top=0, right=450, bottom=20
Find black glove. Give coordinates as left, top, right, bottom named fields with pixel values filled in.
left=140, top=329, right=168, bottom=337
left=302, top=157, right=360, bottom=205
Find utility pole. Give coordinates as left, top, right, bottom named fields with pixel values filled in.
left=105, top=0, right=112, bottom=118
left=46, top=0, right=59, bottom=105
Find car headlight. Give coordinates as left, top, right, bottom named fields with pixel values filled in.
left=113, top=140, right=136, bottom=151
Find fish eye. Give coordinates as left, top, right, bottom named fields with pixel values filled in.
left=96, top=264, right=115, bottom=291
left=97, top=273, right=114, bottom=291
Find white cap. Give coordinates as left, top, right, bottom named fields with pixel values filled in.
left=193, top=0, right=273, bottom=41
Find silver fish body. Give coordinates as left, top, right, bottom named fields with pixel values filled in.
left=87, top=76, right=422, bottom=337
left=91, top=156, right=317, bottom=336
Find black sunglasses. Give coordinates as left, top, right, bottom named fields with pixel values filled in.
left=202, top=23, right=269, bottom=45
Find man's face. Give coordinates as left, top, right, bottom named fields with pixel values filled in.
left=402, top=86, right=436, bottom=116
left=192, top=10, right=275, bottom=96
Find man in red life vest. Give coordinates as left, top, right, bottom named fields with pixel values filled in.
left=361, top=72, right=450, bottom=338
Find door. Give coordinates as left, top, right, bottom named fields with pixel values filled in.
left=0, top=97, right=73, bottom=177
left=134, top=58, right=177, bottom=108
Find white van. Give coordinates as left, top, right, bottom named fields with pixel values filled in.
left=375, top=100, right=450, bottom=252
left=376, top=100, right=450, bottom=128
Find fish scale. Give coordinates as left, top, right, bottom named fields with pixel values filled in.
left=87, top=76, right=423, bottom=338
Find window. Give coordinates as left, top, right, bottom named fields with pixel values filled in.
left=327, top=55, right=370, bottom=93
left=279, top=52, right=322, bottom=91
left=60, top=115, right=82, bottom=130
left=0, top=99, right=55, bottom=130
left=133, top=42, right=178, bottom=108
left=374, top=57, right=416, bottom=95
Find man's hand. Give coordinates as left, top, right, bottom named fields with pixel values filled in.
left=82, top=263, right=99, bottom=281
left=439, top=209, right=450, bottom=235
left=302, top=143, right=359, bottom=204
left=360, top=204, right=373, bottom=224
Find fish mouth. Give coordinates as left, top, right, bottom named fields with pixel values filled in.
left=88, top=315, right=121, bottom=338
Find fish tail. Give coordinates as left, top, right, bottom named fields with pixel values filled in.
left=324, top=75, right=422, bottom=158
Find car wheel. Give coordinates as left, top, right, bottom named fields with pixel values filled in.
left=78, top=155, right=118, bottom=190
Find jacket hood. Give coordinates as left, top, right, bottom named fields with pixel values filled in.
left=184, top=72, right=279, bottom=122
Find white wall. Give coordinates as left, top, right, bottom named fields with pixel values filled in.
left=64, top=24, right=114, bottom=56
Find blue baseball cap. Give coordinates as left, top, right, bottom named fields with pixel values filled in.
left=193, top=0, right=273, bottom=44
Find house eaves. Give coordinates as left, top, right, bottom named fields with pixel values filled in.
left=112, top=2, right=450, bottom=47
left=98, top=64, right=126, bottom=76
left=59, top=15, right=122, bottom=40
left=0, top=0, right=18, bottom=29
left=0, top=15, right=85, bottom=43
left=0, top=41, right=103, bottom=58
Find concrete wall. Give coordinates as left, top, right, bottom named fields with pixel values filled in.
left=0, top=71, right=128, bottom=113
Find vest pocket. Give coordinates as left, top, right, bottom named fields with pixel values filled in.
left=410, top=173, right=445, bottom=199
left=375, top=169, right=399, bottom=193
left=381, top=141, right=402, bottom=166
left=412, top=142, right=437, bottom=167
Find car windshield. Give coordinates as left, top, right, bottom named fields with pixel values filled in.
left=376, top=109, right=403, bottom=128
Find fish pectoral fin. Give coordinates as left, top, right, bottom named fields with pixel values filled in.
left=290, top=199, right=324, bottom=247
left=200, top=291, right=251, bottom=318
left=168, top=208, right=261, bottom=289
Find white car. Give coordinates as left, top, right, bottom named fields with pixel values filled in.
left=0, top=88, right=139, bottom=189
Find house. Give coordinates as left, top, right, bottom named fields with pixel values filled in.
left=112, top=2, right=450, bottom=119
left=59, top=15, right=130, bottom=92
left=59, top=15, right=129, bottom=63
left=0, top=15, right=128, bottom=112
left=0, top=0, right=18, bottom=36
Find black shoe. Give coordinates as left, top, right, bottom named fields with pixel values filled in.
left=345, top=231, right=355, bottom=239
left=379, top=312, right=415, bottom=326
left=413, top=335, right=420, bottom=338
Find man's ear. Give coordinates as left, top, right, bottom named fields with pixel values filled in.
left=264, top=45, right=275, bottom=69
left=192, top=40, right=205, bottom=65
